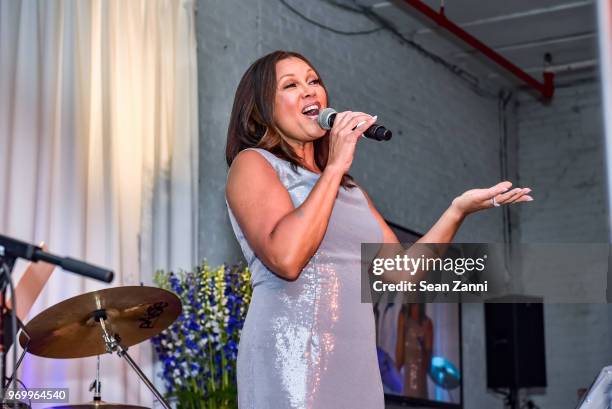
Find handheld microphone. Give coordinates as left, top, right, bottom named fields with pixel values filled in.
left=317, top=108, right=392, bottom=141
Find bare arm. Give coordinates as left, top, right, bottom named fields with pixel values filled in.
left=6, top=243, right=55, bottom=321
left=418, top=182, right=532, bottom=244
left=361, top=182, right=532, bottom=283
left=418, top=206, right=464, bottom=244
left=227, top=150, right=345, bottom=280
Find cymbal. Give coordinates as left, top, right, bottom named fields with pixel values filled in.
left=46, top=402, right=149, bottom=409
left=20, top=286, right=181, bottom=359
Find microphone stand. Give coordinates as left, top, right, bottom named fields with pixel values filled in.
left=0, top=245, right=17, bottom=402
left=0, top=235, right=114, bottom=283
left=0, top=234, right=115, bottom=403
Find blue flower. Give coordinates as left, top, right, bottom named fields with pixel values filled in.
left=152, top=263, right=251, bottom=402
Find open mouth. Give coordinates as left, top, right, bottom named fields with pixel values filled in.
left=301, top=104, right=320, bottom=118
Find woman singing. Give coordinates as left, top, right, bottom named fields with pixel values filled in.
left=225, top=50, right=532, bottom=409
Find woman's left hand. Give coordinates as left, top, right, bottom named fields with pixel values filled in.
left=451, top=181, right=533, bottom=217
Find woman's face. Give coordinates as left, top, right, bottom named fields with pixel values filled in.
left=273, top=57, right=328, bottom=146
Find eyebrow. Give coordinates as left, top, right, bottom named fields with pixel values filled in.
left=278, top=69, right=316, bottom=81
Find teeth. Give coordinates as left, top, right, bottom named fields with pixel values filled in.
left=302, top=104, right=318, bottom=114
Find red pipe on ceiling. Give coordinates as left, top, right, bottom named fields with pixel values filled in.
left=402, top=0, right=555, bottom=100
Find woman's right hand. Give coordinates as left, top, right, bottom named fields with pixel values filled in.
left=326, top=111, right=377, bottom=174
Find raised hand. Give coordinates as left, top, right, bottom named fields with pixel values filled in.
left=451, top=181, right=533, bottom=217
left=326, top=111, right=377, bottom=174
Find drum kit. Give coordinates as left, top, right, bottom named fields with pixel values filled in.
left=15, top=286, right=182, bottom=409
left=0, top=235, right=184, bottom=409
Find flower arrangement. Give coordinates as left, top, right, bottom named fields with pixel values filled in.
left=151, top=262, right=252, bottom=409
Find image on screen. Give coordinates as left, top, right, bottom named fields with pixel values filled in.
left=374, top=222, right=462, bottom=407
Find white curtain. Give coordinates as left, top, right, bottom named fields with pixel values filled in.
left=0, top=0, right=198, bottom=405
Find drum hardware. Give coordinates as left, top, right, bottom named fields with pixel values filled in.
left=0, top=235, right=179, bottom=409
left=45, top=355, right=150, bottom=409
left=4, top=323, right=29, bottom=392
left=0, top=322, right=30, bottom=409
left=95, top=311, right=169, bottom=409
left=0, top=234, right=114, bottom=400
left=88, top=356, right=101, bottom=402
left=18, top=287, right=181, bottom=409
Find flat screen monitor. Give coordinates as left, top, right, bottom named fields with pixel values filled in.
left=375, top=222, right=463, bottom=408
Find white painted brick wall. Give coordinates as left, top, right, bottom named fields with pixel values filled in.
left=516, top=80, right=612, bottom=409
left=517, top=81, right=607, bottom=243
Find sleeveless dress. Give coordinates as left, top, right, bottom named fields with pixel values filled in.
left=227, top=148, right=385, bottom=409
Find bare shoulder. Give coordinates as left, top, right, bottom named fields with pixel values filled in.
left=227, top=149, right=273, bottom=179
left=226, top=149, right=294, bottom=220
left=226, top=150, right=277, bottom=195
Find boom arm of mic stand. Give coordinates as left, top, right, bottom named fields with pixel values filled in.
left=0, top=234, right=114, bottom=283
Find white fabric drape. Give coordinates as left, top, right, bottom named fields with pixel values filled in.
left=0, top=0, right=198, bottom=405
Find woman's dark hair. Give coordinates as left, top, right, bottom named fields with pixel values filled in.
left=225, top=50, right=354, bottom=188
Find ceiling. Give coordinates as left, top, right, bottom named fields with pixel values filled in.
left=355, top=0, right=599, bottom=92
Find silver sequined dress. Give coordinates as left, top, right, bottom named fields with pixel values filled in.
left=227, top=148, right=385, bottom=409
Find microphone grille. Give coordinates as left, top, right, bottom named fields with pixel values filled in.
left=318, top=108, right=336, bottom=130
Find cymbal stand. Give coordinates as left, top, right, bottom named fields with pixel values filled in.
left=95, top=311, right=171, bottom=409
left=0, top=247, right=16, bottom=401
left=88, top=356, right=101, bottom=401
left=5, top=327, right=30, bottom=390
